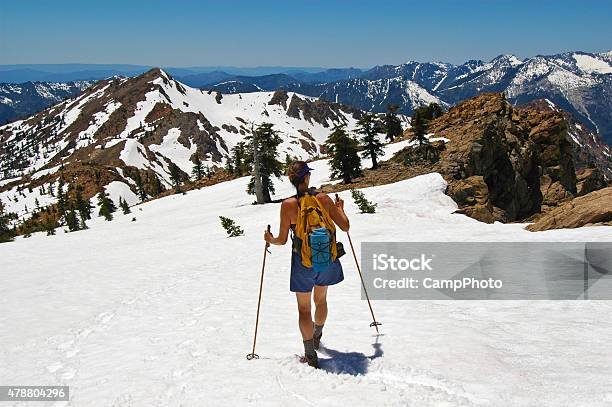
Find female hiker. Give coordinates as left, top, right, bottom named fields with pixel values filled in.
left=264, top=161, right=349, bottom=368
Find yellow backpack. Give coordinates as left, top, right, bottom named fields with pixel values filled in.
left=295, top=191, right=338, bottom=271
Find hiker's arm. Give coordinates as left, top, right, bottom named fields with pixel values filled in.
left=264, top=200, right=291, bottom=245
left=320, top=193, right=350, bottom=232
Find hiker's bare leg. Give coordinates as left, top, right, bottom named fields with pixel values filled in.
left=296, top=292, right=313, bottom=340
left=313, top=285, right=328, bottom=326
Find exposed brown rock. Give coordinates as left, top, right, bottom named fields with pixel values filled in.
left=396, top=93, right=579, bottom=223
left=521, top=99, right=612, bottom=181
left=298, top=139, right=317, bottom=156
left=268, top=90, right=289, bottom=109
left=576, top=167, right=608, bottom=196
left=446, top=176, right=496, bottom=223
left=286, top=94, right=361, bottom=127
left=526, top=187, right=612, bottom=231
left=526, top=111, right=576, bottom=206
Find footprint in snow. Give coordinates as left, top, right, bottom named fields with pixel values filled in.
left=184, top=319, right=198, bottom=327
left=179, top=339, right=194, bottom=347
left=77, top=327, right=93, bottom=339
left=97, top=312, right=115, bottom=324
left=60, top=367, right=76, bottom=380
left=57, top=340, right=74, bottom=351
left=46, top=362, right=63, bottom=373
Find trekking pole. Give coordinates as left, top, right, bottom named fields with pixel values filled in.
left=338, top=194, right=382, bottom=334
left=246, top=225, right=271, bottom=360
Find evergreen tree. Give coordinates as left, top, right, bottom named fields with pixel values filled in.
left=65, top=205, right=80, bottom=232
left=383, top=104, right=403, bottom=142
left=74, top=185, right=92, bottom=220
left=97, top=191, right=116, bottom=221
left=224, top=156, right=234, bottom=173
left=231, top=142, right=248, bottom=176
left=205, top=165, right=213, bottom=179
left=56, top=178, right=67, bottom=223
left=325, top=125, right=362, bottom=184
left=44, top=216, right=57, bottom=236
left=356, top=113, right=384, bottom=169
left=153, top=175, right=164, bottom=196
left=119, top=197, right=131, bottom=214
left=284, top=153, right=293, bottom=171
left=411, top=109, right=428, bottom=146
left=245, top=123, right=283, bottom=203
left=415, top=102, right=444, bottom=121
left=169, top=163, right=184, bottom=194
left=191, top=154, right=204, bottom=180
left=134, top=171, right=147, bottom=202
left=350, top=189, right=377, bottom=213
left=79, top=212, right=88, bottom=230
left=219, top=216, right=244, bottom=237
left=0, top=200, right=15, bottom=243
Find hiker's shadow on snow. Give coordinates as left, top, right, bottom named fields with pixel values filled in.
left=318, top=336, right=384, bottom=376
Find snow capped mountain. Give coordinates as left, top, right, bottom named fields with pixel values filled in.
left=200, top=50, right=612, bottom=145
left=379, top=51, right=612, bottom=145
left=0, top=68, right=362, bottom=222
left=0, top=80, right=94, bottom=124
left=310, top=77, right=446, bottom=113
left=2, top=51, right=609, bottom=144
left=209, top=76, right=447, bottom=116
left=572, top=52, right=612, bottom=75
left=500, top=52, right=612, bottom=145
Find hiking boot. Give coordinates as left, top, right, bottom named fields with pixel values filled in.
left=313, top=324, right=324, bottom=350
left=303, top=339, right=319, bottom=368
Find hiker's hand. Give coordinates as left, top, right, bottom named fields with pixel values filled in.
left=264, top=229, right=273, bottom=243
left=334, top=195, right=345, bottom=211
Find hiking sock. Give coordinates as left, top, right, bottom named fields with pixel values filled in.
left=313, top=324, right=324, bottom=350
left=303, top=339, right=319, bottom=368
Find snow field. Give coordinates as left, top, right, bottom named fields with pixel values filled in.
left=1, top=146, right=612, bottom=405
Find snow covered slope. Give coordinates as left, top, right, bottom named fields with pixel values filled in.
left=0, top=68, right=362, bottom=222
left=1, top=149, right=611, bottom=405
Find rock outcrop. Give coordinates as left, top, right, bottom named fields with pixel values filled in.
left=526, top=187, right=612, bottom=231
left=520, top=99, right=612, bottom=181
left=576, top=167, right=608, bottom=196
left=401, top=93, right=577, bottom=223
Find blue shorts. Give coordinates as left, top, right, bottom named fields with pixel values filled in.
left=290, top=252, right=344, bottom=292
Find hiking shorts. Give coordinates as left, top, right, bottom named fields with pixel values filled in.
left=290, top=252, right=344, bottom=293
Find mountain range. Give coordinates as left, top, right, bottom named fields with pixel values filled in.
left=0, top=81, right=94, bottom=125
left=202, top=51, right=612, bottom=145
left=0, top=68, right=365, bottom=222
left=1, top=51, right=610, bottom=145
left=0, top=64, right=333, bottom=83
left=0, top=66, right=610, bottom=236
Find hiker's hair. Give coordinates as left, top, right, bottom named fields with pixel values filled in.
left=287, top=161, right=309, bottom=196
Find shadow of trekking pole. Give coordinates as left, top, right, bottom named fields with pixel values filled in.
left=318, top=335, right=384, bottom=376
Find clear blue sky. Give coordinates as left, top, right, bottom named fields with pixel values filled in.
left=1, top=0, right=610, bottom=68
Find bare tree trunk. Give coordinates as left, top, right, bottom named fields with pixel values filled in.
left=252, top=124, right=265, bottom=204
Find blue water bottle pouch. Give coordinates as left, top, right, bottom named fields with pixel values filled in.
left=310, top=227, right=331, bottom=273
